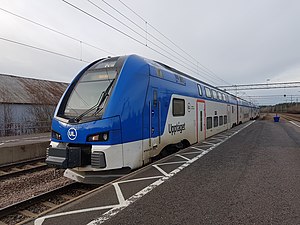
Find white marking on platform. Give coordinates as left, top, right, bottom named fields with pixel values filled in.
left=190, top=146, right=206, bottom=152
left=86, top=120, right=255, bottom=225
left=152, top=165, right=169, bottom=177
left=23, top=137, right=42, bottom=140
left=181, top=151, right=206, bottom=155
left=289, top=121, right=300, bottom=128
left=215, top=134, right=230, bottom=138
left=0, top=143, right=4, bottom=146
left=118, top=176, right=164, bottom=184
left=154, top=161, right=186, bottom=166
left=113, top=183, right=125, bottom=205
left=175, top=154, right=190, bottom=161
left=202, top=141, right=215, bottom=146
left=34, top=205, right=118, bottom=225
left=4, top=139, right=19, bottom=143
left=34, top=121, right=255, bottom=225
left=210, top=137, right=224, bottom=141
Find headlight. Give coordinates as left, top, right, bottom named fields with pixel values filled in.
left=51, top=130, right=62, bottom=140
left=87, top=132, right=109, bottom=142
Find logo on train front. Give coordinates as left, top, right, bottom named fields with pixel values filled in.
left=67, top=127, right=77, bottom=140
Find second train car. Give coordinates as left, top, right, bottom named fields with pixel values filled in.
left=46, top=55, right=259, bottom=183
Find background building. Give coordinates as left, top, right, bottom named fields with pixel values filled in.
left=0, top=74, right=68, bottom=136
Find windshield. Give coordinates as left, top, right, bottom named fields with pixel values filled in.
left=62, top=68, right=117, bottom=119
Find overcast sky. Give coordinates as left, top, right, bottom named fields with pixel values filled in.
left=1, top=0, right=300, bottom=105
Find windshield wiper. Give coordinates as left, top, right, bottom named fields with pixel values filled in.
left=92, top=79, right=115, bottom=116
left=69, top=79, right=115, bottom=123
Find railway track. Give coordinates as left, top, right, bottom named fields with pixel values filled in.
left=279, top=113, right=300, bottom=123
left=0, top=158, right=47, bottom=179
left=0, top=182, right=100, bottom=225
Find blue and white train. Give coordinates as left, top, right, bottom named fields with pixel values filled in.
left=46, top=55, right=259, bottom=183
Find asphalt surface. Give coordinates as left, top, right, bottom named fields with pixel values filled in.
left=32, top=119, right=300, bottom=225
left=103, top=119, right=300, bottom=225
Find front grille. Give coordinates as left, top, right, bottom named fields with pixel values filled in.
left=91, top=151, right=106, bottom=168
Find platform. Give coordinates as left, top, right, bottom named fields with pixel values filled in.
left=32, top=118, right=300, bottom=225
left=0, top=133, right=50, bottom=165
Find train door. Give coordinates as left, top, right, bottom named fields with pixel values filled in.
left=142, top=88, right=161, bottom=164
left=227, top=104, right=231, bottom=129
left=197, top=101, right=205, bottom=142
left=150, top=88, right=160, bottom=149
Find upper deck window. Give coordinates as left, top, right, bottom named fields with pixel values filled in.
left=222, top=93, right=226, bottom=101
left=217, top=92, right=222, bottom=100
left=197, top=84, right=203, bottom=96
left=212, top=90, right=218, bottom=99
left=225, top=95, right=229, bottom=102
left=205, top=87, right=211, bottom=98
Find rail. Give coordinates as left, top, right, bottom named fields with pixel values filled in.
left=0, top=158, right=47, bottom=179
left=0, top=183, right=99, bottom=225
left=279, top=113, right=300, bottom=123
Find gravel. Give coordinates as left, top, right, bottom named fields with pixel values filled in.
left=0, top=168, right=72, bottom=208
left=1, top=213, right=30, bottom=225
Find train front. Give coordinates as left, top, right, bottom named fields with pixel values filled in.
left=46, top=56, right=128, bottom=183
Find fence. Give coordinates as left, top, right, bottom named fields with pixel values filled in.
left=0, top=121, right=52, bottom=137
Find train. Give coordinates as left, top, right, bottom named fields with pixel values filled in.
left=46, top=55, right=259, bottom=183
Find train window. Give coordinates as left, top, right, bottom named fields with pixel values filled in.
left=197, top=84, right=203, bottom=96
left=207, top=117, right=212, bottom=129
left=173, top=98, right=185, bottom=117
left=222, top=93, right=226, bottom=101
left=232, top=106, right=234, bottom=113
left=63, top=68, right=117, bottom=118
left=212, top=90, right=217, bottom=99
left=219, top=92, right=223, bottom=100
left=224, top=115, right=228, bottom=124
left=205, top=87, right=211, bottom=98
left=214, top=116, right=218, bottom=127
left=153, top=90, right=157, bottom=107
left=219, top=116, right=223, bottom=126
left=200, top=111, right=203, bottom=131
left=179, top=76, right=185, bottom=83
left=225, top=95, right=229, bottom=102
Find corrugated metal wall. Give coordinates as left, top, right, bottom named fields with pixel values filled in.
left=0, top=74, right=68, bottom=137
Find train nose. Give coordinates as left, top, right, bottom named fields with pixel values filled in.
left=46, top=143, right=92, bottom=169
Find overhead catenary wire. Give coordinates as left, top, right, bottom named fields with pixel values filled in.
left=117, top=0, right=231, bottom=86
left=101, top=0, right=229, bottom=85
left=0, top=36, right=90, bottom=63
left=100, top=0, right=217, bottom=81
left=0, top=7, right=115, bottom=56
left=62, top=0, right=220, bottom=85
left=86, top=0, right=213, bottom=80
left=88, top=0, right=220, bottom=85
left=1, top=2, right=216, bottom=84
left=2, top=1, right=229, bottom=86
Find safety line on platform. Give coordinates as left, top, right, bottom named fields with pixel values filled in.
left=34, top=120, right=255, bottom=225
left=289, top=121, right=300, bottom=128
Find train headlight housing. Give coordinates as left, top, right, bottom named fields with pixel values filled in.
left=51, top=130, right=62, bottom=140
left=87, top=132, right=109, bottom=142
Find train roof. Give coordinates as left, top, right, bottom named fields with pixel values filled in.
left=140, top=55, right=256, bottom=107
left=92, top=55, right=258, bottom=107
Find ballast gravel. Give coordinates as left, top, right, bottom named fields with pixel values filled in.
left=0, top=168, right=72, bottom=208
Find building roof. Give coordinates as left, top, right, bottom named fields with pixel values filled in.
left=0, top=74, right=68, bottom=105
